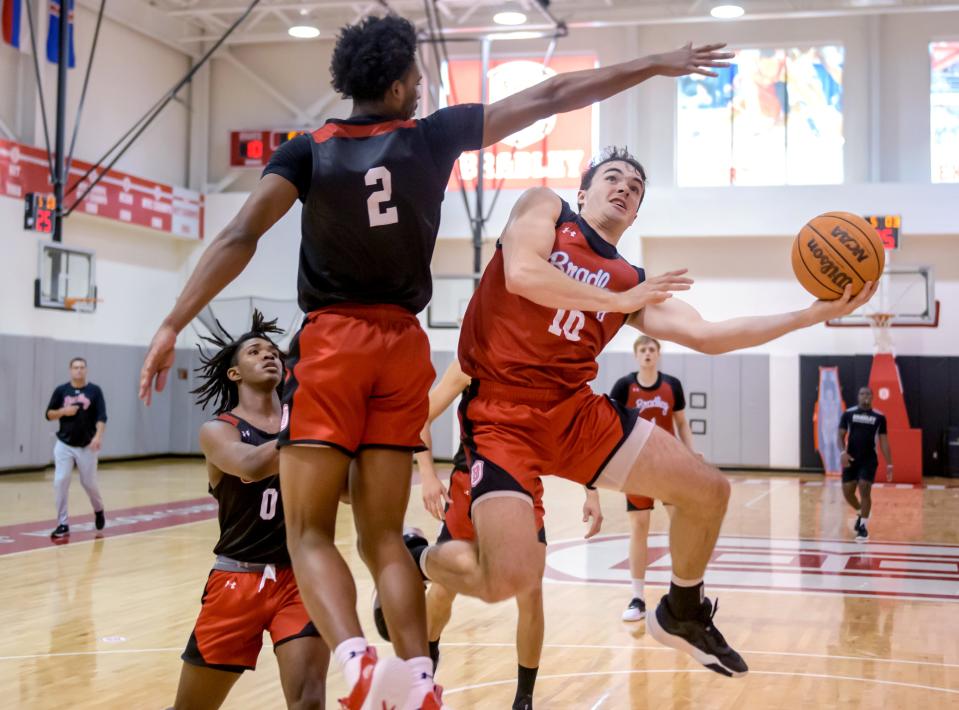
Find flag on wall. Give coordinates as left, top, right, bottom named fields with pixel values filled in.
left=1, top=0, right=22, bottom=49
left=45, top=0, right=75, bottom=68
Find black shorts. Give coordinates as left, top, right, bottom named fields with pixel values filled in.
left=842, top=460, right=878, bottom=484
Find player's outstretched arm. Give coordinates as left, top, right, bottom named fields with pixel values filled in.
left=629, top=282, right=878, bottom=355
left=501, top=189, right=692, bottom=312
left=199, top=420, right=280, bottom=485
left=481, top=43, right=733, bottom=147
left=139, top=175, right=299, bottom=405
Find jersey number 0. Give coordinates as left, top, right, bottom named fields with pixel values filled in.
left=365, top=167, right=399, bottom=227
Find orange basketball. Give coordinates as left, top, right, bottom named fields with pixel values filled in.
left=791, top=211, right=885, bottom=300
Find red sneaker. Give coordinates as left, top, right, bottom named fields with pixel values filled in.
left=339, top=648, right=412, bottom=710
left=411, top=684, right=448, bottom=710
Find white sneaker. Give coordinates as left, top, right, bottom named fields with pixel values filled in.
left=622, top=597, right=646, bottom=621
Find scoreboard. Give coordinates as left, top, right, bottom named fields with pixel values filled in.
left=865, top=214, right=901, bottom=250
left=229, top=130, right=308, bottom=168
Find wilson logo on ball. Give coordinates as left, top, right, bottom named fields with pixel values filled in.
left=791, top=211, right=885, bottom=300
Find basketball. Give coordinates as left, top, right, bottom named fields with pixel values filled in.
left=791, top=211, right=886, bottom=300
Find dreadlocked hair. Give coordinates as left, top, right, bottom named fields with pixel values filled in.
left=191, top=309, right=285, bottom=415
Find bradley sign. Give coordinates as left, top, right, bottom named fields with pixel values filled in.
left=444, top=55, right=598, bottom=190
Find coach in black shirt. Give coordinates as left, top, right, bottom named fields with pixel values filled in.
left=45, top=357, right=107, bottom=539
left=838, top=386, right=892, bottom=543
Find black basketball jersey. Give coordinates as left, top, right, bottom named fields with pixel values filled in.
left=209, top=412, right=289, bottom=565
left=839, top=406, right=887, bottom=464
left=263, top=104, right=485, bottom=315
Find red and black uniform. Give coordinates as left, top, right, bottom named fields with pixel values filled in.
left=457, top=199, right=654, bottom=533
left=263, top=106, right=485, bottom=456
left=609, top=372, right=686, bottom=511
left=182, top=413, right=319, bottom=673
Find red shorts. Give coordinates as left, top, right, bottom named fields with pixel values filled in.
left=460, top=382, right=653, bottom=532
left=437, top=467, right=547, bottom=544
left=627, top=494, right=654, bottom=511
left=280, top=304, right=434, bottom=455
left=182, top=566, right=319, bottom=672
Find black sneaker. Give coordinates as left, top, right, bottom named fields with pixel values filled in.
left=372, top=589, right=390, bottom=642
left=853, top=515, right=862, bottom=535
left=512, top=694, right=533, bottom=710
left=51, top=524, right=70, bottom=539
left=403, top=526, right=429, bottom=581
left=622, top=597, right=646, bottom=622
left=94, top=510, right=105, bottom=530
left=855, top=525, right=869, bottom=543
left=646, top=596, right=748, bottom=678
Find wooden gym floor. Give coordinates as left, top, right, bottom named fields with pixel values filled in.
left=1, top=459, right=957, bottom=709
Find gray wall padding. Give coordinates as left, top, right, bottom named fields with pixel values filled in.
left=1, top=336, right=772, bottom=471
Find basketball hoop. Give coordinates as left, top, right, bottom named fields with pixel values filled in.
left=63, top=296, right=102, bottom=313
left=867, top=312, right=894, bottom=354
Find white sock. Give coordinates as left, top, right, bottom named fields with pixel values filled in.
left=419, top=545, right=433, bottom=581
left=334, top=637, right=368, bottom=687
left=407, top=655, right=434, bottom=697
left=631, top=579, right=645, bottom=600
left=861, top=516, right=869, bottom=526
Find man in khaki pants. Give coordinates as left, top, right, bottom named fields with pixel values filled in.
left=45, top=357, right=107, bottom=538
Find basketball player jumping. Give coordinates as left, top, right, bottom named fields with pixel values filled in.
left=391, top=359, right=603, bottom=710
left=174, top=312, right=327, bottom=710
left=609, top=335, right=697, bottom=623
left=140, top=12, right=735, bottom=707
left=407, top=147, right=877, bottom=679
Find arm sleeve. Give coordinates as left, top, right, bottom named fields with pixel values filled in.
left=261, top=134, right=313, bottom=202
left=609, top=376, right=631, bottom=407
left=878, top=414, right=887, bottom=435
left=419, top=104, right=485, bottom=174
left=669, top=376, right=686, bottom=412
left=94, top=386, right=107, bottom=423
left=633, top=265, right=646, bottom=283
left=45, top=386, right=61, bottom=419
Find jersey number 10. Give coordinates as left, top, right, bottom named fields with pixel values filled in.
left=365, top=167, right=399, bottom=227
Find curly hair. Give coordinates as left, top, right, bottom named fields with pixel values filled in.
left=578, top=146, right=647, bottom=210
left=329, top=14, right=418, bottom=101
left=191, top=310, right=284, bottom=415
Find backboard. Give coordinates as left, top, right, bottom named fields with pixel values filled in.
left=428, top=275, right=477, bottom=329
left=825, top=265, right=938, bottom=328
left=34, top=241, right=98, bottom=313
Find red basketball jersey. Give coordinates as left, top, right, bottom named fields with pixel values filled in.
left=459, top=200, right=644, bottom=391
left=610, top=372, right=686, bottom=435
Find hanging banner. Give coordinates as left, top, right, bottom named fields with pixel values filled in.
left=0, top=139, right=203, bottom=239
left=814, top=366, right=845, bottom=476
left=444, top=54, right=598, bottom=191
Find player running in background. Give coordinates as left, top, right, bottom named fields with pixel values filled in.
left=174, top=311, right=327, bottom=710
left=609, top=335, right=697, bottom=623
left=839, top=386, right=893, bottom=543
left=140, top=12, right=735, bottom=706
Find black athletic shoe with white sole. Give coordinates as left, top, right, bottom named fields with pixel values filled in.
left=646, top=596, right=748, bottom=678
left=512, top=694, right=533, bottom=710
left=95, top=510, right=105, bottom=531
left=50, top=524, right=70, bottom=539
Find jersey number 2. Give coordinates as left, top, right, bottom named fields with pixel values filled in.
left=260, top=489, right=279, bottom=521
left=365, top=167, right=399, bottom=227
left=548, top=309, right=586, bottom=342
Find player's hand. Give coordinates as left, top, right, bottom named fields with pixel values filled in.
left=139, top=324, right=178, bottom=406
left=89, top=437, right=102, bottom=453
left=582, top=489, right=604, bottom=539
left=840, top=451, right=853, bottom=469
left=61, top=405, right=80, bottom=417
left=808, top=281, right=878, bottom=323
left=613, top=269, right=693, bottom=313
left=886, top=464, right=894, bottom=482
left=648, top=43, right=734, bottom=78
left=421, top=474, right=452, bottom=521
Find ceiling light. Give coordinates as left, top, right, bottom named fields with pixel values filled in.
left=710, top=4, right=745, bottom=19
left=493, top=11, right=528, bottom=26
left=488, top=31, right=542, bottom=41
left=288, top=25, right=320, bottom=39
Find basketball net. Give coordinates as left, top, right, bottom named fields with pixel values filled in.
left=867, top=312, right=894, bottom=354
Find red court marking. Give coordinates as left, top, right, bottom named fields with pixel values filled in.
left=0, top=497, right=217, bottom=555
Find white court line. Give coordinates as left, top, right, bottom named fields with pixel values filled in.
left=442, top=669, right=959, bottom=697
left=3, top=640, right=958, bottom=672
left=589, top=691, right=609, bottom=710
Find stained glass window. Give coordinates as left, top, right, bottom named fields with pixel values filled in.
left=931, top=42, right=959, bottom=183
left=677, top=45, right=844, bottom=186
